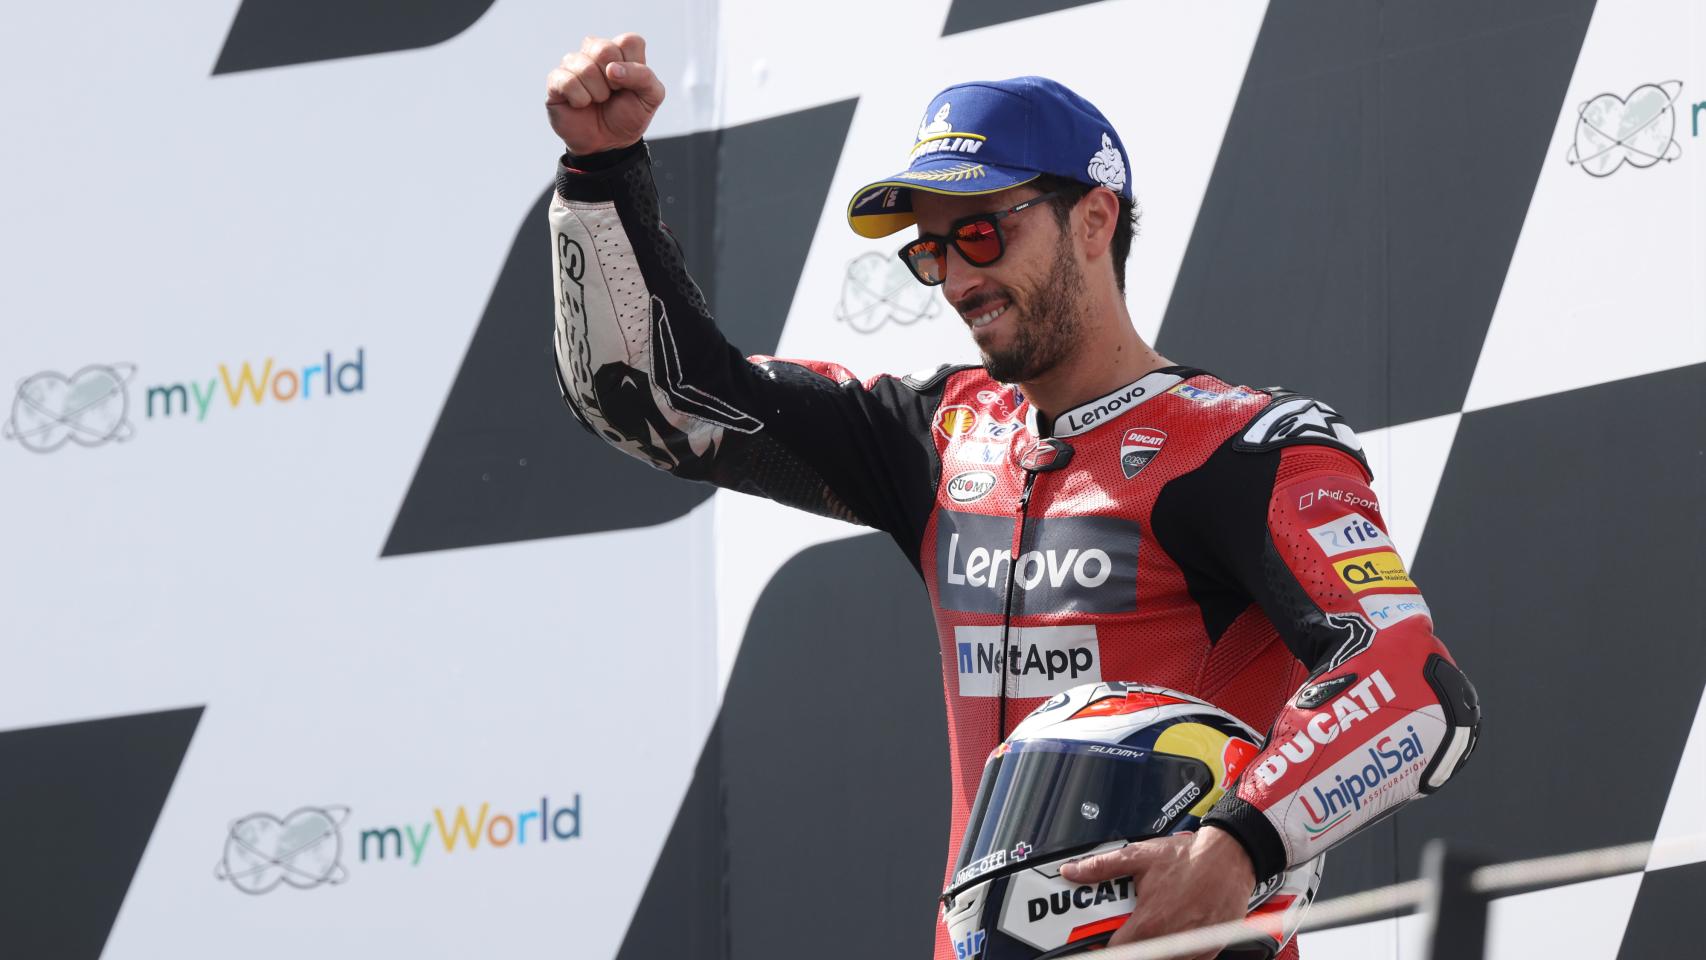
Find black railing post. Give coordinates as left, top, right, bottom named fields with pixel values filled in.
left=1421, top=840, right=1492, bottom=960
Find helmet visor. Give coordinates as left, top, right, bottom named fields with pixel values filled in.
left=947, top=738, right=1212, bottom=895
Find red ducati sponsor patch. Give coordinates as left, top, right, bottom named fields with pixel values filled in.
left=1119, top=427, right=1167, bottom=479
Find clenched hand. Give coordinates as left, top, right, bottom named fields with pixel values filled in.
left=546, top=33, right=665, bottom=156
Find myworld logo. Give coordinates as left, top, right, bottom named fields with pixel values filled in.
left=1566, top=80, right=1700, bottom=177
left=359, top=794, right=582, bottom=868
left=145, top=348, right=366, bottom=423
left=5, top=348, right=368, bottom=453
left=214, top=793, right=582, bottom=894
left=4, top=364, right=137, bottom=453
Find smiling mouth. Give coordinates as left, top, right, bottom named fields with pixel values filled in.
left=966, top=302, right=1009, bottom=329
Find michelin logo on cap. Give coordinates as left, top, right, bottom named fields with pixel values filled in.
left=846, top=76, right=1134, bottom=239
left=912, top=102, right=988, bottom=158
left=920, top=103, right=953, bottom=139
left=1087, top=133, right=1126, bottom=194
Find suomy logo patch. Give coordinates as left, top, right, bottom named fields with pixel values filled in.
left=946, top=470, right=997, bottom=503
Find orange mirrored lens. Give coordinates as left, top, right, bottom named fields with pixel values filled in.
left=954, top=220, right=1001, bottom=264
left=905, top=239, right=945, bottom=284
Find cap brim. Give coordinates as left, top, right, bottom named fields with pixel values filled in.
left=845, top=160, right=1039, bottom=239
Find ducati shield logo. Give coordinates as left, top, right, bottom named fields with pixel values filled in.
left=1119, top=427, right=1166, bottom=479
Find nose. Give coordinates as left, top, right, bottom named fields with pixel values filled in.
left=940, top=244, right=988, bottom=305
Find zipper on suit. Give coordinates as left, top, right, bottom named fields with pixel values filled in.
left=996, top=470, right=1041, bottom=737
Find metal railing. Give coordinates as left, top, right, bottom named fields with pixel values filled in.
left=1092, top=833, right=1702, bottom=960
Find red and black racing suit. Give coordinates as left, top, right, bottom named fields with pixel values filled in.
left=549, top=143, right=1480, bottom=960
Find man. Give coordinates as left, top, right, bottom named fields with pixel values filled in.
left=544, top=34, right=1480, bottom=959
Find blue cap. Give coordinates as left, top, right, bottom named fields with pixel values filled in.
left=846, top=76, right=1132, bottom=239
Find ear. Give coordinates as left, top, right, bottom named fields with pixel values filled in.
left=1077, top=186, right=1120, bottom=262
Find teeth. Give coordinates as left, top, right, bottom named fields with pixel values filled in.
left=968, top=304, right=1007, bottom=328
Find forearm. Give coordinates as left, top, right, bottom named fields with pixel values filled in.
left=551, top=142, right=763, bottom=478
left=1204, top=446, right=1482, bottom=882
left=549, top=144, right=946, bottom=538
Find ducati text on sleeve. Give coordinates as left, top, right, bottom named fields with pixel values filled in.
left=953, top=625, right=1101, bottom=698
left=936, top=512, right=1140, bottom=614
left=1254, top=671, right=1397, bottom=786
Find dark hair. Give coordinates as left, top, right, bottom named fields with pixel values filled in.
left=1031, top=175, right=1141, bottom=293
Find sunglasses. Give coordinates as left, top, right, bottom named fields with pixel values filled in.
left=896, top=191, right=1059, bottom=286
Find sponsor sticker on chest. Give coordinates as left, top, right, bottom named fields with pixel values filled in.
left=936, top=511, right=1140, bottom=614
left=1118, top=427, right=1166, bottom=479
left=953, top=624, right=1101, bottom=698
left=946, top=470, right=998, bottom=503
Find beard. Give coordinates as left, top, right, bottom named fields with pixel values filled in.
left=979, top=232, right=1089, bottom=384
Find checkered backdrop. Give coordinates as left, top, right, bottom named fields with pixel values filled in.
left=1, top=1, right=1700, bottom=958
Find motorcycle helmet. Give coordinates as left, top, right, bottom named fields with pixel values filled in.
left=941, top=682, right=1322, bottom=959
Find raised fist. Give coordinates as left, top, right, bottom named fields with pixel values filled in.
left=546, top=33, right=665, bottom=156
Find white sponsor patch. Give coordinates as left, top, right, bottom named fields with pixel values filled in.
left=947, top=470, right=997, bottom=503
left=1279, top=708, right=1446, bottom=849
left=1307, top=513, right=1394, bottom=557
left=953, top=625, right=1100, bottom=698
left=1358, top=594, right=1432, bottom=629
left=1086, top=132, right=1127, bottom=195
left=1054, top=371, right=1182, bottom=437
left=999, top=862, right=1134, bottom=951
left=953, top=441, right=1007, bottom=466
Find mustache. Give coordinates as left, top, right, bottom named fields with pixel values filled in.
left=953, top=290, right=1012, bottom=316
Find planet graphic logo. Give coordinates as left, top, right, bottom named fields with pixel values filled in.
left=4, top=364, right=136, bottom=453
left=1566, top=81, right=1684, bottom=177
left=214, top=806, right=351, bottom=894
left=835, top=251, right=940, bottom=334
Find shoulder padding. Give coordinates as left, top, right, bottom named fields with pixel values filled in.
left=900, top=362, right=981, bottom=391
left=1232, top=391, right=1369, bottom=468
